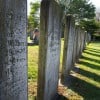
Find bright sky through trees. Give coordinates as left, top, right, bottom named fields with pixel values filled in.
left=27, top=0, right=40, bottom=15
left=90, top=0, right=100, bottom=8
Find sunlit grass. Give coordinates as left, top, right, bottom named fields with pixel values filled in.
left=28, top=45, right=39, bottom=82
left=28, top=38, right=64, bottom=81
left=71, top=70, right=100, bottom=88
left=28, top=38, right=100, bottom=99
left=60, top=38, right=64, bottom=71
left=78, top=42, right=100, bottom=77
left=59, top=41, right=100, bottom=100
left=28, top=38, right=64, bottom=99
left=71, top=41, right=100, bottom=99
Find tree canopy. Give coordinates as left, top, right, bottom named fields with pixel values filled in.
left=68, top=0, right=96, bottom=20
left=58, top=0, right=98, bottom=34
left=28, top=0, right=98, bottom=35
left=80, top=19, right=100, bottom=34
left=28, top=2, right=40, bottom=31
left=58, top=0, right=96, bottom=20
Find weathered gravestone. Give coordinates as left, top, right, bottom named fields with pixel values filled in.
left=87, top=33, right=91, bottom=43
left=80, top=29, right=85, bottom=54
left=0, top=0, right=27, bottom=100
left=61, top=15, right=75, bottom=83
left=83, top=31, right=87, bottom=49
left=37, top=0, right=63, bottom=100
left=76, top=27, right=82, bottom=61
left=76, top=27, right=87, bottom=62
left=72, top=26, right=78, bottom=65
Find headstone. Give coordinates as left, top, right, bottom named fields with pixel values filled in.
left=78, top=28, right=82, bottom=58
left=37, top=0, right=62, bottom=100
left=83, top=31, right=87, bottom=49
left=0, top=0, right=27, bottom=100
left=72, top=26, right=78, bottom=64
left=61, top=15, right=75, bottom=83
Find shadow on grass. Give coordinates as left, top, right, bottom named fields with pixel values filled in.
left=73, top=67, right=100, bottom=83
left=83, top=51, right=100, bottom=57
left=55, top=94, right=68, bottom=100
left=62, top=74, right=100, bottom=100
left=81, top=55, right=100, bottom=64
left=33, top=94, right=68, bottom=100
left=86, top=48, right=100, bottom=53
left=81, top=56, right=100, bottom=64
left=61, top=42, right=100, bottom=99
left=28, top=43, right=39, bottom=46
left=79, top=61, right=100, bottom=70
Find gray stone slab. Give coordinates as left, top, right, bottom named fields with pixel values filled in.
left=0, top=0, right=27, bottom=100
left=72, top=26, right=78, bottom=64
left=37, top=0, right=63, bottom=100
left=61, top=15, right=75, bottom=82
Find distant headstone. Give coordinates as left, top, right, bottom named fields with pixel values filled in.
left=61, top=15, right=75, bottom=83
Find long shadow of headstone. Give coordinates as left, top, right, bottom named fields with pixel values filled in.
left=54, top=94, right=68, bottom=100
left=73, top=67, right=100, bottom=82
left=61, top=71, right=100, bottom=99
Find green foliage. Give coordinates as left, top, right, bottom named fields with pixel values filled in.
left=58, top=0, right=96, bottom=20
left=80, top=19, right=100, bottom=34
left=28, top=2, right=40, bottom=31
left=68, top=0, right=96, bottom=20
left=58, top=0, right=96, bottom=35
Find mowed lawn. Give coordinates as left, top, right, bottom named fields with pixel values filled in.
left=76, top=41, right=100, bottom=99
left=28, top=40, right=100, bottom=100
left=28, top=38, right=64, bottom=82
left=28, top=38, right=64, bottom=99
left=61, top=41, right=100, bottom=100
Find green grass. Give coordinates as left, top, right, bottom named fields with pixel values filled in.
left=28, top=38, right=64, bottom=99
left=64, top=41, right=100, bottom=100
left=28, top=38, right=100, bottom=99
left=28, top=38, right=64, bottom=82
left=77, top=42, right=100, bottom=99
left=28, top=45, right=39, bottom=82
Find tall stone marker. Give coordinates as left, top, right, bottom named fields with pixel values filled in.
left=37, top=0, right=62, bottom=100
left=72, top=26, right=78, bottom=65
left=76, top=27, right=82, bottom=60
left=0, top=0, right=27, bottom=100
left=61, top=15, right=75, bottom=83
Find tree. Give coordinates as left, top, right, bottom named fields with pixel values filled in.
left=68, top=0, right=96, bottom=20
left=58, top=0, right=97, bottom=36
left=80, top=19, right=100, bottom=34
left=28, top=2, right=40, bottom=31
left=58, top=0, right=96, bottom=20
